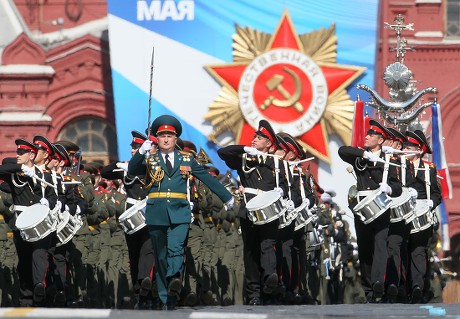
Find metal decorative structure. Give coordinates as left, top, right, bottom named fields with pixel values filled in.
left=357, top=14, right=437, bottom=130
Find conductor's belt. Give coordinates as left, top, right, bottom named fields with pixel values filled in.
left=243, top=188, right=264, bottom=195
left=148, top=192, right=187, bottom=199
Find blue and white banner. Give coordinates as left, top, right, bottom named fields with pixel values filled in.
left=107, top=0, right=379, bottom=217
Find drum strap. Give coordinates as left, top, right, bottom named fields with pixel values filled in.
left=298, top=167, right=306, bottom=200
left=283, top=161, right=292, bottom=200
left=382, top=153, right=390, bottom=184
left=400, top=155, right=406, bottom=186
left=424, top=166, right=431, bottom=200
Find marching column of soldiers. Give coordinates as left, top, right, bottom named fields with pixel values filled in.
left=0, top=116, right=450, bottom=309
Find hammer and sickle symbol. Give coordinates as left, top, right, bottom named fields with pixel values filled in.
left=260, top=67, right=304, bottom=113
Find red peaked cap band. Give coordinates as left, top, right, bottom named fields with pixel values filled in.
left=35, top=141, right=52, bottom=153
left=17, top=144, right=37, bottom=153
left=369, top=125, right=389, bottom=139
left=406, top=136, right=428, bottom=154
left=258, top=127, right=276, bottom=146
left=157, top=125, right=176, bottom=134
left=132, top=137, right=145, bottom=144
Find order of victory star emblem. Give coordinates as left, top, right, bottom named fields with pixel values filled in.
left=204, top=10, right=366, bottom=163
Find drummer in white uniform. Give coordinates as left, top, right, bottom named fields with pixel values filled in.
left=380, top=128, right=417, bottom=302
left=403, top=130, right=442, bottom=303
left=218, top=120, right=288, bottom=305
left=0, top=138, right=58, bottom=306
left=338, top=119, right=402, bottom=303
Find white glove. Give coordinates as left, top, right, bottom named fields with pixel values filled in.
left=243, top=146, right=259, bottom=156
left=139, top=140, right=152, bottom=155
left=116, top=162, right=129, bottom=172
left=379, top=183, right=392, bottom=195
left=21, top=164, right=35, bottom=177
left=382, top=145, right=396, bottom=154
left=286, top=200, right=295, bottom=212
left=40, top=198, right=49, bottom=207
left=363, top=151, right=382, bottom=163
left=225, top=197, right=235, bottom=210
left=408, top=187, right=418, bottom=199
left=321, top=192, right=332, bottom=203
left=76, top=205, right=82, bottom=215
left=303, top=198, right=310, bottom=207
left=274, top=187, right=284, bottom=197
left=189, top=201, right=194, bottom=211
left=335, top=220, right=344, bottom=228
left=65, top=204, right=70, bottom=212
left=426, top=199, right=434, bottom=208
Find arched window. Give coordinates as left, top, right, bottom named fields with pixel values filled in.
left=57, top=117, right=118, bottom=164
left=447, top=0, right=460, bottom=37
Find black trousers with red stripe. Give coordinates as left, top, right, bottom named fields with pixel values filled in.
left=14, top=230, right=53, bottom=305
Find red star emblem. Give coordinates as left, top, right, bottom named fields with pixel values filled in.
left=205, top=10, right=365, bottom=162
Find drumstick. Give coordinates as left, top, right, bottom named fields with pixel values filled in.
left=373, top=157, right=401, bottom=167
left=257, top=152, right=283, bottom=159
left=34, top=175, right=57, bottom=189
left=288, top=157, right=315, bottom=165
left=62, top=181, right=82, bottom=185
left=346, top=166, right=357, bottom=181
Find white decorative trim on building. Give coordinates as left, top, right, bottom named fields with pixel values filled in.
left=0, top=112, right=52, bottom=122
left=0, top=64, right=55, bottom=75
left=414, top=31, right=443, bottom=38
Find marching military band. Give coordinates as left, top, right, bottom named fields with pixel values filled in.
left=0, top=116, right=449, bottom=309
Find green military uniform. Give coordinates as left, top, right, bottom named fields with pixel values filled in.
left=183, top=177, right=204, bottom=306
left=67, top=169, right=95, bottom=306
left=0, top=189, right=19, bottom=306
left=199, top=183, right=220, bottom=305
left=106, top=186, right=131, bottom=308
left=128, top=115, right=233, bottom=309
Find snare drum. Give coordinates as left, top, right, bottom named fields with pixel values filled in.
left=246, top=190, right=286, bottom=225
left=389, top=188, right=414, bottom=223
left=16, top=203, right=58, bottom=242
left=353, top=189, right=392, bottom=224
left=118, top=198, right=147, bottom=235
left=307, top=228, right=323, bottom=251
left=56, top=211, right=83, bottom=247
left=409, top=200, right=433, bottom=234
left=294, top=202, right=313, bottom=232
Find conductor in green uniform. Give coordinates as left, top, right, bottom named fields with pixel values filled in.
left=128, top=115, right=234, bottom=310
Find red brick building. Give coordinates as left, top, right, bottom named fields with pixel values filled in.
left=0, top=0, right=117, bottom=164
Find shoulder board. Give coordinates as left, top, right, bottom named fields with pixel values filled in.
left=63, top=176, right=73, bottom=181
left=179, top=150, right=191, bottom=156
left=390, top=155, right=398, bottom=160
left=422, top=160, right=435, bottom=168
left=42, top=169, right=51, bottom=173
